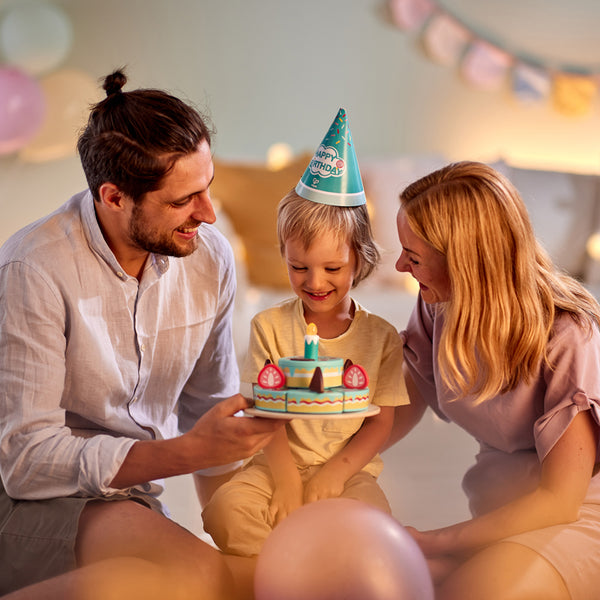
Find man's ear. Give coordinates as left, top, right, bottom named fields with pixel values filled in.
left=98, top=182, right=128, bottom=211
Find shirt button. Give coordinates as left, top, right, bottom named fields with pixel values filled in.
left=140, top=343, right=146, bottom=352
left=117, top=271, right=124, bottom=278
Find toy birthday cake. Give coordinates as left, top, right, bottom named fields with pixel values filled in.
left=253, top=323, right=370, bottom=415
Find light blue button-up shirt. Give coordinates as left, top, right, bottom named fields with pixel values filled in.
left=0, top=190, right=239, bottom=509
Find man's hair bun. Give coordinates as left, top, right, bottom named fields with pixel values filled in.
left=103, top=69, right=127, bottom=96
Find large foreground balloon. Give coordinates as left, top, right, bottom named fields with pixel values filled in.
left=255, top=498, right=434, bottom=600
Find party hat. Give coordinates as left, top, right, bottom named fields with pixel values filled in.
left=295, top=108, right=366, bottom=207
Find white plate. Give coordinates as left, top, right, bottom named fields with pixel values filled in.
left=243, top=404, right=380, bottom=420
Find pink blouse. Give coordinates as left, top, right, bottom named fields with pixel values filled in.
left=402, top=296, right=600, bottom=516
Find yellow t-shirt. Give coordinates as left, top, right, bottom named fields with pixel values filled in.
left=242, top=297, right=408, bottom=476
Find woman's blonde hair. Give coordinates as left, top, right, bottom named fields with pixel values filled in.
left=277, top=189, right=380, bottom=287
left=400, top=161, right=600, bottom=401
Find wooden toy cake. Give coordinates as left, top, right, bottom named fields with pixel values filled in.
left=252, top=323, right=370, bottom=414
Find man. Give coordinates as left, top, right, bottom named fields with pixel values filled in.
left=0, top=70, right=283, bottom=599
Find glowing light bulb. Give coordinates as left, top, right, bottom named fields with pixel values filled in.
left=266, top=143, right=293, bottom=170
left=586, top=232, right=600, bottom=261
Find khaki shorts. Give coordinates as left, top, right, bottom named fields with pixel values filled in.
left=0, top=481, right=155, bottom=595
left=202, top=459, right=391, bottom=557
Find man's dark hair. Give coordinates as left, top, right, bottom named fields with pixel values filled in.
left=77, top=69, right=214, bottom=202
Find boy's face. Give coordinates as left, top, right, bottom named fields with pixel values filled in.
left=283, top=235, right=356, bottom=325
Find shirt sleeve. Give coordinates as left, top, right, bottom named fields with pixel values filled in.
left=534, top=316, right=600, bottom=463
left=0, top=261, right=134, bottom=499
left=240, top=313, right=276, bottom=386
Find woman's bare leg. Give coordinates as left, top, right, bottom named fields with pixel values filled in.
left=438, top=542, right=569, bottom=600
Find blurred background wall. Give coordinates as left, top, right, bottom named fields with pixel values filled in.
left=1, top=0, right=600, bottom=245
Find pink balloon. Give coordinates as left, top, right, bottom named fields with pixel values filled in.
left=0, top=67, right=46, bottom=155
left=255, top=498, right=434, bottom=600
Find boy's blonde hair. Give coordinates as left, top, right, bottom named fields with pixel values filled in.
left=277, top=189, right=380, bottom=287
left=401, top=161, right=600, bottom=402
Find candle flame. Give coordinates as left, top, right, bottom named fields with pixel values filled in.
left=306, top=322, right=318, bottom=336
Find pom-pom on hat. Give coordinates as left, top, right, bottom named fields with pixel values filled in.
left=295, top=108, right=366, bottom=207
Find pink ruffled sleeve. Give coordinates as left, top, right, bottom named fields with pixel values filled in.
left=534, top=315, right=600, bottom=463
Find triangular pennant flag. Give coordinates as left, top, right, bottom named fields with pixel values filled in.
left=512, top=62, right=551, bottom=104
left=422, top=12, right=470, bottom=67
left=552, top=73, right=597, bottom=117
left=461, top=40, right=512, bottom=91
left=388, top=0, right=435, bottom=31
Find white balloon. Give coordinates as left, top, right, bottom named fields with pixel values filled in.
left=0, top=1, right=73, bottom=76
left=19, top=68, right=100, bottom=163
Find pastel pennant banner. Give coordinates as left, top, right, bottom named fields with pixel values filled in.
left=388, top=0, right=598, bottom=116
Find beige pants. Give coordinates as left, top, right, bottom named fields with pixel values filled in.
left=202, top=459, right=391, bottom=557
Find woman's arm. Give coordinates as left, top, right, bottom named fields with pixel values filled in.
left=410, top=409, right=598, bottom=559
left=303, top=405, right=394, bottom=503
left=382, top=368, right=427, bottom=451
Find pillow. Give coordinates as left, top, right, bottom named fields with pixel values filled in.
left=506, top=166, right=599, bottom=279
left=361, top=155, right=446, bottom=285
left=210, top=153, right=312, bottom=289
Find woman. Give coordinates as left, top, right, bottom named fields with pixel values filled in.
left=390, top=161, right=600, bottom=600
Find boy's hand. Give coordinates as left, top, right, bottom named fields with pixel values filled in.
left=268, top=478, right=303, bottom=525
left=303, top=464, right=346, bottom=504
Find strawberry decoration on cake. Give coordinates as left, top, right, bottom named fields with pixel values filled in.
left=342, top=363, right=368, bottom=389
left=257, top=362, right=285, bottom=390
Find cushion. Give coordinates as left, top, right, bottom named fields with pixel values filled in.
left=506, top=166, right=599, bottom=279
left=361, top=155, right=446, bottom=285
left=210, top=153, right=312, bottom=289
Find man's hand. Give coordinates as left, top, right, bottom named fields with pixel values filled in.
left=110, top=394, right=284, bottom=489
left=185, top=394, right=285, bottom=469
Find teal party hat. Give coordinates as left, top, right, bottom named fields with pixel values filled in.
left=295, top=108, right=366, bottom=207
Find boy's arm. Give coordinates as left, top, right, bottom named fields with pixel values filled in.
left=303, top=406, right=394, bottom=503
left=263, top=426, right=304, bottom=524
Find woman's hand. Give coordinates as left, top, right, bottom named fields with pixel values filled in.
left=405, top=526, right=466, bottom=585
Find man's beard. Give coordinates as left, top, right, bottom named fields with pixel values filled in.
left=129, top=203, right=199, bottom=257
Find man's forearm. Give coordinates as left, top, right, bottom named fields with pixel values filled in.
left=109, top=435, right=196, bottom=489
